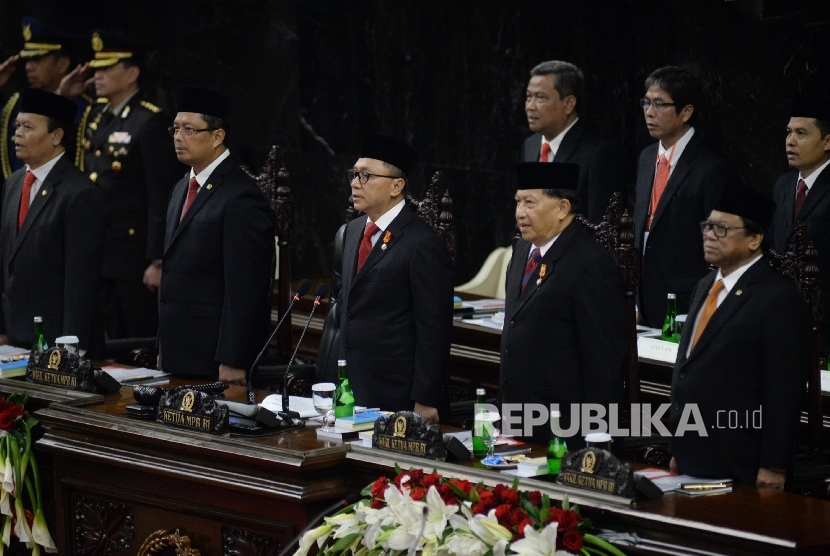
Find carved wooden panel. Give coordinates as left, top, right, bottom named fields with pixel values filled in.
left=221, top=527, right=282, bottom=556
left=74, top=496, right=135, bottom=555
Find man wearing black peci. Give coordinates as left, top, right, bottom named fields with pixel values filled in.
left=157, top=88, right=273, bottom=384
left=336, top=134, right=453, bottom=423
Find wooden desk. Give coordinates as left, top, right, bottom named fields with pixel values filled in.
left=7, top=375, right=830, bottom=555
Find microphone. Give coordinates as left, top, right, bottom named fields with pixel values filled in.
left=246, top=278, right=311, bottom=404
left=407, top=506, right=428, bottom=556
left=276, top=492, right=360, bottom=556
left=282, top=283, right=328, bottom=417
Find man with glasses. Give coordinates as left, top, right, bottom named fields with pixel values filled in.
left=67, top=30, right=183, bottom=340
left=157, top=87, right=273, bottom=384
left=521, top=60, right=624, bottom=223
left=670, top=185, right=809, bottom=489
left=769, top=95, right=830, bottom=356
left=335, top=133, right=453, bottom=422
left=633, top=66, right=737, bottom=328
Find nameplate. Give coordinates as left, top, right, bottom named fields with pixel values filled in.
left=156, top=387, right=228, bottom=435
left=556, top=448, right=634, bottom=498
left=637, top=337, right=678, bottom=364
left=373, top=411, right=446, bottom=460
left=27, top=347, right=97, bottom=391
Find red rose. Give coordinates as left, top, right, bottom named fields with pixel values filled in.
left=500, top=488, right=520, bottom=505
left=422, top=472, right=441, bottom=489
left=558, top=510, right=582, bottom=531
left=528, top=490, right=542, bottom=506
left=448, top=479, right=474, bottom=496
left=408, top=469, right=424, bottom=484
left=494, top=503, right=512, bottom=523
left=562, top=529, right=583, bottom=551
left=394, top=471, right=409, bottom=489
left=510, top=508, right=528, bottom=526
left=410, top=488, right=426, bottom=501
left=371, top=498, right=385, bottom=509
left=546, top=508, right=565, bottom=525
left=517, top=518, right=535, bottom=536
left=0, top=405, right=22, bottom=431
left=471, top=502, right=488, bottom=515
left=371, top=476, right=389, bottom=500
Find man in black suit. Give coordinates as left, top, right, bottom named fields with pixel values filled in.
left=62, top=31, right=183, bottom=339
left=157, top=88, right=273, bottom=383
left=0, top=17, right=90, bottom=179
left=499, top=162, right=628, bottom=446
left=670, top=185, right=809, bottom=489
left=0, top=88, right=104, bottom=351
left=634, top=66, right=736, bottom=327
left=521, top=60, right=623, bottom=223
left=337, top=134, right=453, bottom=422
left=769, top=95, right=830, bottom=355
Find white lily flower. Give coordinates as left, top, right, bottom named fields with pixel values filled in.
left=2, top=514, right=11, bottom=546
left=32, top=509, right=57, bottom=552
left=12, top=499, right=32, bottom=543
left=292, top=524, right=332, bottom=556
left=381, top=485, right=428, bottom=551
left=469, top=510, right=512, bottom=545
left=324, top=511, right=362, bottom=539
left=445, top=531, right=489, bottom=556
left=423, top=486, right=459, bottom=542
left=0, top=490, right=9, bottom=516
left=1, top=458, right=12, bottom=496
left=508, top=521, right=570, bottom=556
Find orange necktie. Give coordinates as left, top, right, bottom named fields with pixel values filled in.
left=647, top=154, right=670, bottom=231
left=540, top=142, right=552, bottom=163
left=691, top=279, right=724, bottom=350
left=18, top=171, right=36, bottom=231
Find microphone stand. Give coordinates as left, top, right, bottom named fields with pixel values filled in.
left=282, top=284, right=328, bottom=416
left=247, top=279, right=311, bottom=404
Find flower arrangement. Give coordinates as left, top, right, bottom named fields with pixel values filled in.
left=294, top=466, right=625, bottom=556
left=0, top=392, right=56, bottom=554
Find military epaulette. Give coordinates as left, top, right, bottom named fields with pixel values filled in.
left=140, top=100, right=161, bottom=113
left=96, top=97, right=109, bottom=104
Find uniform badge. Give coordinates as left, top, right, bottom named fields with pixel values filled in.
left=536, top=264, right=546, bottom=285
left=89, top=172, right=98, bottom=183
left=108, top=132, right=131, bottom=144
left=91, top=31, right=103, bottom=52
left=83, top=140, right=91, bottom=150
left=206, top=184, right=213, bottom=190
left=112, top=161, right=122, bottom=172
left=381, top=230, right=392, bottom=250
left=121, top=105, right=130, bottom=118
left=23, top=24, right=32, bottom=42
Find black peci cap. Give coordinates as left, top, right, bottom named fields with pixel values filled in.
left=712, top=183, right=776, bottom=231
left=791, top=95, right=830, bottom=122
left=19, top=88, right=78, bottom=125
left=515, top=162, right=580, bottom=190
left=359, top=133, right=418, bottom=175
left=177, top=87, right=232, bottom=121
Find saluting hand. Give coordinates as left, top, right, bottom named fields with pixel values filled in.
left=0, top=55, right=18, bottom=89
left=58, top=63, right=93, bottom=98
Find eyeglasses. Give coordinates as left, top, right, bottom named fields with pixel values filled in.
left=700, top=221, right=746, bottom=238
left=347, top=168, right=399, bottom=185
left=167, top=125, right=214, bottom=138
left=639, top=98, right=677, bottom=111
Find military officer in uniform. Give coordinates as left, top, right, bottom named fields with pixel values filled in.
left=0, top=17, right=89, bottom=179
left=70, top=31, right=184, bottom=339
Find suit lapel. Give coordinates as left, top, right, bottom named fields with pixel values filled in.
left=342, top=215, right=364, bottom=289
left=650, top=135, right=699, bottom=229
left=166, top=157, right=232, bottom=250
left=552, top=120, right=582, bottom=163
left=351, top=208, right=411, bottom=287
left=525, top=134, right=542, bottom=162
left=635, top=143, right=658, bottom=242
left=796, top=168, right=830, bottom=224
left=12, top=157, right=65, bottom=259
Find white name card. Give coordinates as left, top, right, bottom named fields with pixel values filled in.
left=638, top=337, right=678, bottom=364
left=821, top=370, right=830, bottom=393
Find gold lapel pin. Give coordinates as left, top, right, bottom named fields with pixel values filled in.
left=41, top=190, right=47, bottom=196
left=381, top=231, right=392, bottom=250
left=735, top=289, right=743, bottom=296
left=206, top=184, right=213, bottom=190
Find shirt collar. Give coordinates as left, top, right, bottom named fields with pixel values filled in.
left=26, top=151, right=65, bottom=183
left=532, top=232, right=561, bottom=258
left=542, top=117, right=579, bottom=157
left=369, top=198, right=406, bottom=232
left=658, top=126, right=695, bottom=167
left=110, top=89, right=140, bottom=117
left=190, top=148, right=230, bottom=185
left=715, top=252, right=763, bottom=293
left=799, top=158, right=830, bottom=190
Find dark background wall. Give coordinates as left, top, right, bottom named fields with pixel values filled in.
left=1, top=0, right=828, bottom=283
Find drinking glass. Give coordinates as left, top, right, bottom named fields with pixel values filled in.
left=312, top=383, right=335, bottom=431
left=474, top=410, right=500, bottom=459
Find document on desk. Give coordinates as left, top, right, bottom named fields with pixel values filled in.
left=100, top=367, right=171, bottom=384
left=0, top=345, right=29, bottom=357
left=638, top=468, right=732, bottom=494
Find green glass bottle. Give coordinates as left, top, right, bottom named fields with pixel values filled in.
left=661, top=293, right=679, bottom=343
left=472, top=388, right=488, bottom=458
left=31, top=316, right=47, bottom=355
left=333, top=359, right=355, bottom=418
left=547, top=410, right=568, bottom=475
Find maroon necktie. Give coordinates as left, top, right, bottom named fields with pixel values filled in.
left=18, top=171, right=36, bottom=231
left=521, top=248, right=542, bottom=292
left=356, top=222, right=380, bottom=273
left=540, top=142, right=552, bottom=163
left=794, top=179, right=808, bottom=220
left=180, top=177, right=199, bottom=221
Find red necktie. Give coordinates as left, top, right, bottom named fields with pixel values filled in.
left=356, top=222, right=380, bottom=273
left=540, top=142, right=552, bottom=163
left=18, top=171, right=36, bottom=231
left=647, top=154, right=670, bottom=231
left=521, top=248, right=542, bottom=292
left=691, top=279, right=724, bottom=351
left=794, top=178, right=808, bottom=220
left=180, top=177, right=199, bottom=221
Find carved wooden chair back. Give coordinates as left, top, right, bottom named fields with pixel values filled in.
left=137, top=529, right=201, bottom=555
left=574, top=192, right=642, bottom=405
left=766, top=223, right=824, bottom=448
